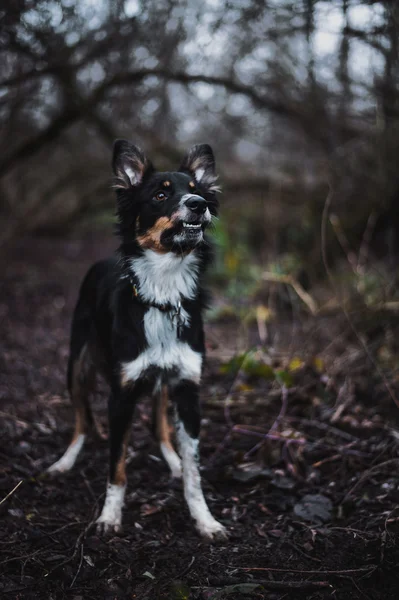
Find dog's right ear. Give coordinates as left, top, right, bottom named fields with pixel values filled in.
left=113, top=140, right=154, bottom=189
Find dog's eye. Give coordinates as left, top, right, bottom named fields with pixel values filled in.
left=155, top=192, right=167, bottom=201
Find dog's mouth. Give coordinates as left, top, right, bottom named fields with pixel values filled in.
left=182, top=222, right=202, bottom=229
left=169, top=218, right=209, bottom=248
left=177, top=219, right=208, bottom=237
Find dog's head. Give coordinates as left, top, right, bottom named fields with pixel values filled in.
left=113, top=140, right=219, bottom=253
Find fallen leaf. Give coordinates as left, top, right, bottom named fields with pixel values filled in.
left=294, top=494, right=333, bottom=524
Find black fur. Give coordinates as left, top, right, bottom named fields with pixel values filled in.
left=50, top=140, right=226, bottom=538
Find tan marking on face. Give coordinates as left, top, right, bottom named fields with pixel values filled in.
left=163, top=180, right=171, bottom=187
left=136, top=216, right=174, bottom=252
left=189, top=181, right=195, bottom=189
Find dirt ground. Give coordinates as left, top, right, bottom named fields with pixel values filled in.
left=1, top=234, right=399, bottom=600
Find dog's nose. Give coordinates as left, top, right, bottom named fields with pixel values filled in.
left=184, top=195, right=207, bottom=215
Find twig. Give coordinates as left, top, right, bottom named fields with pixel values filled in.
left=0, top=480, right=23, bottom=506
left=70, top=543, right=84, bottom=588
left=240, top=565, right=377, bottom=575
left=262, top=272, right=318, bottom=314
left=207, top=349, right=256, bottom=465
left=286, top=540, right=322, bottom=563
left=232, top=425, right=305, bottom=444
left=178, top=555, right=195, bottom=579
left=256, top=304, right=268, bottom=344
left=224, top=350, right=253, bottom=427
left=375, top=301, right=399, bottom=311
left=0, top=548, right=49, bottom=566
left=287, top=417, right=358, bottom=442
left=45, top=511, right=98, bottom=577
left=243, top=384, right=289, bottom=459
left=331, top=378, right=354, bottom=424
left=269, top=384, right=289, bottom=435
left=329, top=213, right=358, bottom=273
left=198, top=578, right=330, bottom=591
left=357, top=210, right=378, bottom=274
left=321, top=181, right=399, bottom=410
left=312, top=453, right=342, bottom=468
left=341, top=458, right=399, bottom=504
left=0, top=411, right=30, bottom=428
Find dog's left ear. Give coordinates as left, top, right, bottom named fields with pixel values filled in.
left=113, top=140, right=154, bottom=189
left=179, top=144, right=220, bottom=192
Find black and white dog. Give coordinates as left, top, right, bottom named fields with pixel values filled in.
left=48, top=140, right=227, bottom=540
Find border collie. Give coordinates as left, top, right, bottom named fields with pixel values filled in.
left=48, top=140, right=227, bottom=540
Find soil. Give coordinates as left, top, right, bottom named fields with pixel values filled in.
left=1, top=233, right=399, bottom=600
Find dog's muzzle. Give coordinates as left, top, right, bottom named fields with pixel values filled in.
left=171, top=194, right=211, bottom=246
left=184, top=195, right=208, bottom=215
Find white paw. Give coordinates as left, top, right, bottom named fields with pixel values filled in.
left=196, top=518, right=228, bottom=541
left=96, top=515, right=122, bottom=536
left=96, top=483, right=125, bottom=535
left=47, top=435, right=85, bottom=473
left=47, top=458, right=72, bottom=474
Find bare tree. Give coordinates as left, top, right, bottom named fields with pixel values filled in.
left=0, top=0, right=397, bottom=271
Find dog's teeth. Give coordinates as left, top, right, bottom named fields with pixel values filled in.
left=183, top=223, right=201, bottom=228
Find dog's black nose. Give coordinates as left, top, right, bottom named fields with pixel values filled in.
left=185, top=195, right=207, bottom=214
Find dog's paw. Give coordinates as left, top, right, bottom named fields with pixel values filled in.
left=46, top=435, right=85, bottom=474
left=95, top=516, right=122, bottom=536
left=46, top=459, right=71, bottom=474
left=197, top=519, right=228, bottom=542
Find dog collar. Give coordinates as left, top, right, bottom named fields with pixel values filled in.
left=130, top=278, right=184, bottom=337
left=130, top=280, right=173, bottom=312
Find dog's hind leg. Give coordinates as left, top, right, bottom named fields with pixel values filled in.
left=156, top=385, right=182, bottom=478
left=48, top=343, right=96, bottom=474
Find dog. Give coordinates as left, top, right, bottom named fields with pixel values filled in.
left=47, top=140, right=227, bottom=540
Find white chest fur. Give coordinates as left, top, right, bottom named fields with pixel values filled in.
left=130, top=249, right=200, bottom=306
left=122, top=251, right=203, bottom=384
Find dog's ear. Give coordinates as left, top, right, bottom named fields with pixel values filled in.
left=113, top=140, right=154, bottom=189
left=179, top=144, right=220, bottom=192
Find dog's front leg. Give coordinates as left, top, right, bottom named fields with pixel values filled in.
left=96, top=385, right=136, bottom=534
left=172, top=380, right=227, bottom=541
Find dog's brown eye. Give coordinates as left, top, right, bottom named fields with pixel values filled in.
left=156, top=192, right=166, bottom=201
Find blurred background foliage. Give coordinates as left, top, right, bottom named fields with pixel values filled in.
left=1, top=0, right=399, bottom=312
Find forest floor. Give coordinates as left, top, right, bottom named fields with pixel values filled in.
left=1, top=233, right=399, bottom=600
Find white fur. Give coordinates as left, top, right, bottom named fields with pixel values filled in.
left=195, top=167, right=205, bottom=182
left=180, top=193, right=192, bottom=202
left=122, top=307, right=202, bottom=383
left=178, top=195, right=211, bottom=224
left=125, top=165, right=140, bottom=186
left=47, top=434, right=85, bottom=473
left=130, top=250, right=200, bottom=306
left=125, top=251, right=203, bottom=384
left=172, top=196, right=211, bottom=245
left=97, top=483, right=126, bottom=530
left=160, top=442, right=182, bottom=478
left=176, top=421, right=226, bottom=539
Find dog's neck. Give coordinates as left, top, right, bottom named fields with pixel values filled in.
left=128, top=249, right=201, bottom=307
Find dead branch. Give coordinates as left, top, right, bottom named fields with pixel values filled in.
left=261, top=271, right=318, bottom=314
left=201, top=578, right=331, bottom=591
left=240, top=565, right=378, bottom=575
left=342, top=458, right=399, bottom=504
left=321, top=181, right=399, bottom=410
left=0, top=480, right=23, bottom=506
